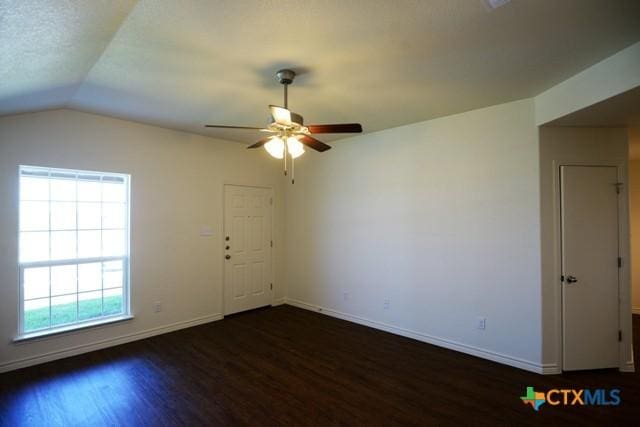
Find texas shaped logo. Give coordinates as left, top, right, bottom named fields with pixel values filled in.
left=521, top=386, right=546, bottom=411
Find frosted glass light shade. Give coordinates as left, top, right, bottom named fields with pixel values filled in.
left=287, top=137, right=305, bottom=159
left=264, top=137, right=284, bottom=159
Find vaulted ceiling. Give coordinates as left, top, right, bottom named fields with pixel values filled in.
left=1, top=0, right=640, bottom=143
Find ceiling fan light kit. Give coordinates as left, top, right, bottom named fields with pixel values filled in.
left=205, top=69, right=363, bottom=184
left=264, top=136, right=304, bottom=160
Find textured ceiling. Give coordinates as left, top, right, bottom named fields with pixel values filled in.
left=1, top=0, right=640, bottom=143
left=0, top=0, right=136, bottom=113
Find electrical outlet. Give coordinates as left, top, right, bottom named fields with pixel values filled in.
left=383, top=298, right=390, bottom=310
left=154, top=301, right=162, bottom=313
left=476, top=317, right=486, bottom=330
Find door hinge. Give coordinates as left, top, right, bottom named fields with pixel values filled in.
left=270, top=240, right=273, bottom=248
left=270, top=197, right=273, bottom=205
left=615, top=182, right=623, bottom=194
left=270, top=283, right=273, bottom=290
left=618, top=330, right=622, bottom=342
left=618, top=257, right=622, bottom=268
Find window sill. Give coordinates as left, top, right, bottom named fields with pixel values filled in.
left=13, top=315, right=134, bottom=343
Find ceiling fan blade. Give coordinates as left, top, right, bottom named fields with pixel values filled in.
left=307, top=123, right=363, bottom=134
left=205, top=124, right=265, bottom=130
left=269, top=105, right=292, bottom=126
left=298, top=135, right=332, bottom=152
left=246, top=136, right=273, bottom=149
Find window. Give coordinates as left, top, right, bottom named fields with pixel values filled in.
left=18, top=166, right=130, bottom=336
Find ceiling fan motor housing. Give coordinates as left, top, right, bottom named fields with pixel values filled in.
left=269, top=111, right=304, bottom=126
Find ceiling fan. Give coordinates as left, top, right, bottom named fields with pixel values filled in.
left=205, top=69, right=363, bottom=183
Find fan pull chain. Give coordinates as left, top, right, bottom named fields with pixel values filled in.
left=291, top=154, right=295, bottom=184
left=283, top=137, right=288, bottom=176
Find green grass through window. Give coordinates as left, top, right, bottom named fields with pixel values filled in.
left=24, top=295, right=123, bottom=332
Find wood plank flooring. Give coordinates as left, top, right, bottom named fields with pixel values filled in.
left=1, top=306, right=638, bottom=426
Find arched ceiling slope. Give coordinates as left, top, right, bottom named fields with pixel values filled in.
left=1, top=0, right=640, bottom=142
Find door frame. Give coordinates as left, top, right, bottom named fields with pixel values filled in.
left=221, top=183, right=275, bottom=316
left=550, top=160, right=633, bottom=372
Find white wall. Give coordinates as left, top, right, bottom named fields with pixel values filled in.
left=0, top=109, right=285, bottom=371
left=629, top=122, right=640, bottom=314
left=629, top=158, right=640, bottom=314
left=2, top=41, right=637, bottom=376
left=284, top=99, right=544, bottom=371
left=539, top=126, right=632, bottom=371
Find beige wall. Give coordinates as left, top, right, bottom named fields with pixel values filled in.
left=629, top=122, right=640, bottom=313
left=284, top=99, right=544, bottom=372
left=539, top=126, right=632, bottom=371
left=1, top=47, right=637, bottom=375
left=0, top=109, right=285, bottom=371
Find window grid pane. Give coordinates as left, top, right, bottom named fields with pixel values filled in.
left=21, top=261, right=127, bottom=333
left=19, top=166, right=129, bottom=335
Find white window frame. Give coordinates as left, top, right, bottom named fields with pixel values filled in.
left=17, top=165, right=132, bottom=339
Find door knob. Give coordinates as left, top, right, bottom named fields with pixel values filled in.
left=566, top=275, right=578, bottom=284
left=225, top=254, right=231, bottom=260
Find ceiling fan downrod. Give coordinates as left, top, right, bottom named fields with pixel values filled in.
left=276, top=69, right=297, bottom=181
left=276, top=69, right=295, bottom=109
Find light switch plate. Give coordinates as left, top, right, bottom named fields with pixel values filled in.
left=199, top=226, right=213, bottom=237
left=482, top=0, right=511, bottom=11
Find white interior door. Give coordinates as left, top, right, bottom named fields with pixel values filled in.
left=224, top=185, right=273, bottom=315
left=561, top=165, right=619, bottom=371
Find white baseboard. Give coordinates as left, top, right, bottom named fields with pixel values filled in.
left=620, top=361, right=636, bottom=372
left=0, top=313, right=223, bottom=373
left=540, top=365, right=562, bottom=375
left=633, top=307, right=640, bottom=315
left=4, top=301, right=626, bottom=375
left=285, top=298, right=551, bottom=374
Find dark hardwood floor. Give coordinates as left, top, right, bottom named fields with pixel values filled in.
left=0, top=306, right=638, bottom=426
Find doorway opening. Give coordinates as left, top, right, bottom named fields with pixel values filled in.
left=540, top=86, right=640, bottom=373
